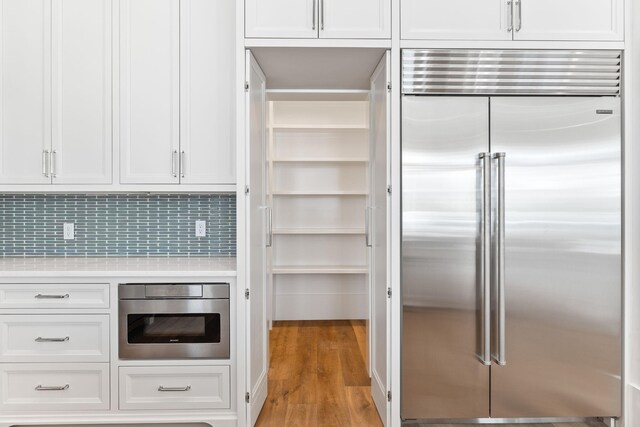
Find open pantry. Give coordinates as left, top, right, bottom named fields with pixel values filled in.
left=267, top=100, right=370, bottom=320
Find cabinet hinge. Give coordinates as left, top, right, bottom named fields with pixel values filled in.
left=245, top=185, right=250, bottom=195
left=245, top=392, right=250, bottom=403
left=387, top=185, right=392, bottom=195
left=387, top=82, right=391, bottom=92
left=387, top=287, right=392, bottom=298
left=244, top=81, right=249, bottom=92
left=387, top=390, right=392, bottom=402
left=245, top=289, right=250, bottom=300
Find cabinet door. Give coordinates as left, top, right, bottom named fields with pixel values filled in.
left=320, top=0, right=390, bottom=39
left=120, top=0, right=179, bottom=184
left=245, top=0, right=317, bottom=39
left=0, top=0, right=51, bottom=184
left=401, top=0, right=512, bottom=40
left=52, top=0, right=112, bottom=185
left=180, top=0, right=235, bottom=185
left=513, top=0, right=623, bottom=41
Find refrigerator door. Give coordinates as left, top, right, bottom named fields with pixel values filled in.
left=490, top=97, right=622, bottom=418
left=401, top=96, right=491, bottom=420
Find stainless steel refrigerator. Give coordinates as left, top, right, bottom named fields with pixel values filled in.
left=401, top=50, right=622, bottom=422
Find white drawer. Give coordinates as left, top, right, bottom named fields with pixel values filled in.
left=119, top=365, right=230, bottom=410
left=0, top=363, right=109, bottom=412
left=0, top=315, right=109, bottom=363
left=0, top=283, right=109, bottom=309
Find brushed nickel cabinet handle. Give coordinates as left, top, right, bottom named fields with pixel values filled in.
left=507, top=1, right=513, bottom=32
left=51, top=150, right=58, bottom=178
left=320, top=0, right=324, bottom=30
left=35, top=293, right=70, bottom=299
left=35, top=336, right=70, bottom=342
left=515, top=0, right=522, bottom=31
left=172, top=150, right=178, bottom=177
left=158, top=385, right=191, bottom=392
left=180, top=150, right=186, bottom=178
left=42, top=150, right=50, bottom=177
left=312, top=0, right=316, bottom=30
left=35, top=384, right=69, bottom=391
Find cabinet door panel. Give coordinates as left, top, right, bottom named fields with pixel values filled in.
left=401, top=0, right=512, bottom=40
left=52, top=0, right=112, bottom=185
left=320, top=0, right=390, bottom=39
left=513, top=0, right=623, bottom=41
left=0, top=0, right=51, bottom=184
left=120, top=0, right=179, bottom=184
left=245, top=0, right=317, bottom=38
left=180, top=0, right=235, bottom=185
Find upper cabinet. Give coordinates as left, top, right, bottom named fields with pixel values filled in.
left=120, top=0, right=235, bottom=185
left=52, top=0, right=112, bottom=185
left=245, top=0, right=391, bottom=39
left=0, top=0, right=112, bottom=186
left=119, top=0, right=180, bottom=185
left=512, top=0, right=623, bottom=41
left=402, top=0, right=623, bottom=41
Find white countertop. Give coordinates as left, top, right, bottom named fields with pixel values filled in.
left=0, top=257, right=237, bottom=278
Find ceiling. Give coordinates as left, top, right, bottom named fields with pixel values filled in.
left=250, top=47, right=387, bottom=91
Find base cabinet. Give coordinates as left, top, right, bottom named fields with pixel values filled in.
left=119, top=365, right=231, bottom=411
left=0, top=363, right=110, bottom=412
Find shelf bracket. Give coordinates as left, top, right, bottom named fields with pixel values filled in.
left=245, top=392, right=250, bottom=403
left=245, top=289, right=250, bottom=300
left=387, top=287, right=392, bottom=298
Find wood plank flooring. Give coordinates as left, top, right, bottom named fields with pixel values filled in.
left=256, top=320, right=607, bottom=427
left=255, top=320, right=383, bottom=427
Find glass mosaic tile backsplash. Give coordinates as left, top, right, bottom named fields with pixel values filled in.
left=0, top=194, right=236, bottom=257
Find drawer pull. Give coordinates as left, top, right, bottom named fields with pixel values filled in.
left=35, top=336, right=70, bottom=343
left=35, top=384, right=69, bottom=391
left=35, top=293, right=70, bottom=299
left=158, top=385, right=191, bottom=392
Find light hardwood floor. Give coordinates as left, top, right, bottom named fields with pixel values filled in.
left=255, top=320, right=608, bottom=427
left=255, top=320, right=383, bottom=427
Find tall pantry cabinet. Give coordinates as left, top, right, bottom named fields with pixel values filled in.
left=0, top=0, right=112, bottom=185
left=120, top=0, right=235, bottom=185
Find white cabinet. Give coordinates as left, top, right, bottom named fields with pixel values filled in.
left=121, top=0, right=235, bottom=185
left=401, top=0, right=511, bottom=40
left=245, top=0, right=317, bottom=38
left=513, top=0, right=623, bottom=41
left=320, top=0, right=390, bottom=39
left=0, top=0, right=51, bottom=184
left=0, top=0, right=112, bottom=185
left=245, top=0, right=390, bottom=39
left=401, top=0, right=623, bottom=41
left=0, top=363, right=110, bottom=412
left=119, top=365, right=230, bottom=411
left=119, top=0, right=180, bottom=185
left=0, top=315, right=110, bottom=363
left=51, top=0, right=112, bottom=184
left=180, top=0, right=235, bottom=185
left=0, top=283, right=110, bottom=309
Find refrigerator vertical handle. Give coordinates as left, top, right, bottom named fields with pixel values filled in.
left=479, top=153, right=492, bottom=366
left=493, top=152, right=507, bottom=366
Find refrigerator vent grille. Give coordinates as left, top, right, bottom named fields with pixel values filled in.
left=402, top=49, right=621, bottom=96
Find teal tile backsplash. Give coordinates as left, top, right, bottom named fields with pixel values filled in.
left=0, top=194, right=236, bottom=257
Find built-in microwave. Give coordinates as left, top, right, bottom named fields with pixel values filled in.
left=118, top=283, right=230, bottom=359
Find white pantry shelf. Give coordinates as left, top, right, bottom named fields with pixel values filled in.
left=272, top=158, right=369, bottom=163
left=271, top=265, right=368, bottom=275
left=273, top=228, right=366, bottom=235
left=272, top=190, right=368, bottom=196
left=271, top=124, right=368, bottom=130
